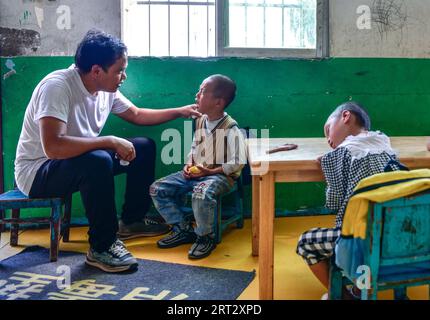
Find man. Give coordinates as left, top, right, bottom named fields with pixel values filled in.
left=14, top=29, right=201, bottom=273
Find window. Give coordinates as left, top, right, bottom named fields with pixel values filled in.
left=121, top=0, right=328, bottom=58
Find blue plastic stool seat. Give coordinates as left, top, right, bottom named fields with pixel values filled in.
left=0, top=189, right=64, bottom=262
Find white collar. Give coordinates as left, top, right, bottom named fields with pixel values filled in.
left=337, top=131, right=396, bottom=160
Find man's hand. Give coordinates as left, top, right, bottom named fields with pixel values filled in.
left=178, top=104, right=202, bottom=119
left=112, top=136, right=136, bottom=162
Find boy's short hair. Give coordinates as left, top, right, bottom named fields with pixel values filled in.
left=207, top=75, right=237, bottom=108
left=75, top=29, right=127, bottom=74
left=331, top=101, right=371, bottom=130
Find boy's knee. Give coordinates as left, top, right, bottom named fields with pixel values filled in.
left=191, top=181, right=217, bottom=201
left=149, top=179, right=167, bottom=197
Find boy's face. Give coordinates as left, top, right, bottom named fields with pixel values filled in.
left=195, top=79, right=222, bottom=114
left=324, top=111, right=353, bottom=149
left=95, top=54, right=128, bottom=92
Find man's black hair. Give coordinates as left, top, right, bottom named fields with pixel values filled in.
left=207, top=74, right=237, bottom=108
left=331, top=101, right=371, bottom=130
left=75, top=29, right=127, bottom=73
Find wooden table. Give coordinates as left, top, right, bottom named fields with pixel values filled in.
left=248, top=136, right=430, bottom=300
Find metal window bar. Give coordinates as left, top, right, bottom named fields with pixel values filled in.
left=217, top=0, right=327, bottom=58
left=168, top=3, right=171, bottom=55
left=207, top=2, right=209, bottom=56
left=187, top=2, right=190, bottom=55
left=148, top=4, right=151, bottom=56
left=300, top=3, right=304, bottom=47
left=230, top=1, right=308, bottom=49
left=281, top=0, right=284, bottom=47
left=136, top=0, right=215, bottom=57
left=245, top=0, right=248, bottom=46
left=263, top=0, right=266, bottom=47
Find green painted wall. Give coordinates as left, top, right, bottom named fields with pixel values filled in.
left=1, top=57, right=430, bottom=219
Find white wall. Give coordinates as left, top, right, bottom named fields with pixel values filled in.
left=330, top=0, right=430, bottom=58
left=1, top=0, right=430, bottom=58
left=0, top=0, right=120, bottom=56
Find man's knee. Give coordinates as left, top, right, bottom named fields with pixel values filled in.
left=132, top=137, right=156, bottom=158
left=81, top=150, right=113, bottom=174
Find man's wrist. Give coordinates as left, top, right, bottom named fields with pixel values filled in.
left=177, top=107, right=186, bottom=118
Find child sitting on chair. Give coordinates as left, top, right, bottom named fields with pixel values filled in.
left=150, top=75, right=246, bottom=259
left=296, top=101, right=397, bottom=299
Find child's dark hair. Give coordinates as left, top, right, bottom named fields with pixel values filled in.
left=207, top=74, right=237, bottom=108
left=331, top=101, right=371, bottom=130
left=75, top=29, right=127, bottom=74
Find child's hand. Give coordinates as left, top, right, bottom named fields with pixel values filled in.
left=183, top=164, right=193, bottom=179
left=187, top=165, right=212, bottom=179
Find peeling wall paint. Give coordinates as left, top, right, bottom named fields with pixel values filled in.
left=0, top=0, right=120, bottom=57
left=2, top=59, right=16, bottom=79
left=0, top=27, right=41, bottom=56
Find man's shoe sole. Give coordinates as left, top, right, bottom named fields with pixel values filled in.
left=85, top=256, right=138, bottom=273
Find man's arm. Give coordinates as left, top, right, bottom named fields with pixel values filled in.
left=116, top=105, right=201, bottom=126
left=40, top=117, right=136, bottom=161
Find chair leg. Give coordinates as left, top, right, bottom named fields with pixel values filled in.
left=328, top=262, right=343, bottom=300
left=0, top=210, right=3, bottom=243
left=235, top=190, right=244, bottom=229
left=394, top=287, right=408, bottom=300
left=368, top=282, right=378, bottom=300
left=213, top=196, right=222, bottom=244
left=10, top=209, right=20, bottom=246
left=50, top=205, right=61, bottom=262
left=0, top=209, right=5, bottom=232
left=62, top=195, right=72, bottom=242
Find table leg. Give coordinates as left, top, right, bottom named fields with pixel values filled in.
left=252, top=175, right=260, bottom=256
left=259, top=172, right=275, bottom=300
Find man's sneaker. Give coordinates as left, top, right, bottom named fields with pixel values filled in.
left=86, top=239, right=138, bottom=273
left=118, top=218, right=171, bottom=240
left=188, top=235, right=216, bottom=259
left=157, top=225, right=197, bottom=249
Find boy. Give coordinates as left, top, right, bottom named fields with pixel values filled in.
left=296, top=102, right=397, bottom=298
left=150, top=75, right=246, bottom=259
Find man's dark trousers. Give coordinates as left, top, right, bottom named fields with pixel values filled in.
left=29, top=137, right=156, bottom=252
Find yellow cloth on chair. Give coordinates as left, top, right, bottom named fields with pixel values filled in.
left=341, top=169, right=430, bottom=239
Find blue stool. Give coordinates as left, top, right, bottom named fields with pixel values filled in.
left=213, top=178, right=244, bottom=243
left=0, top=189, right=70, bottom=262
left=329, top=191, right=430, bottom=300
left=181, top=178, right=244, bottom=244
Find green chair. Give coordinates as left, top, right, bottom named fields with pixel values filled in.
left=329, top=191, right=430, bottom=300
left=181, top=177, right=244, bottom=244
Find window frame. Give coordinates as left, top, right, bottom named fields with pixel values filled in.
left=121, top=0, right=329, bottom=58
left=216, top=0, right=329, bottom=58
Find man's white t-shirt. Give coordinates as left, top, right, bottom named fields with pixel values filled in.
left=14, top=65, right=133, bottom=195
